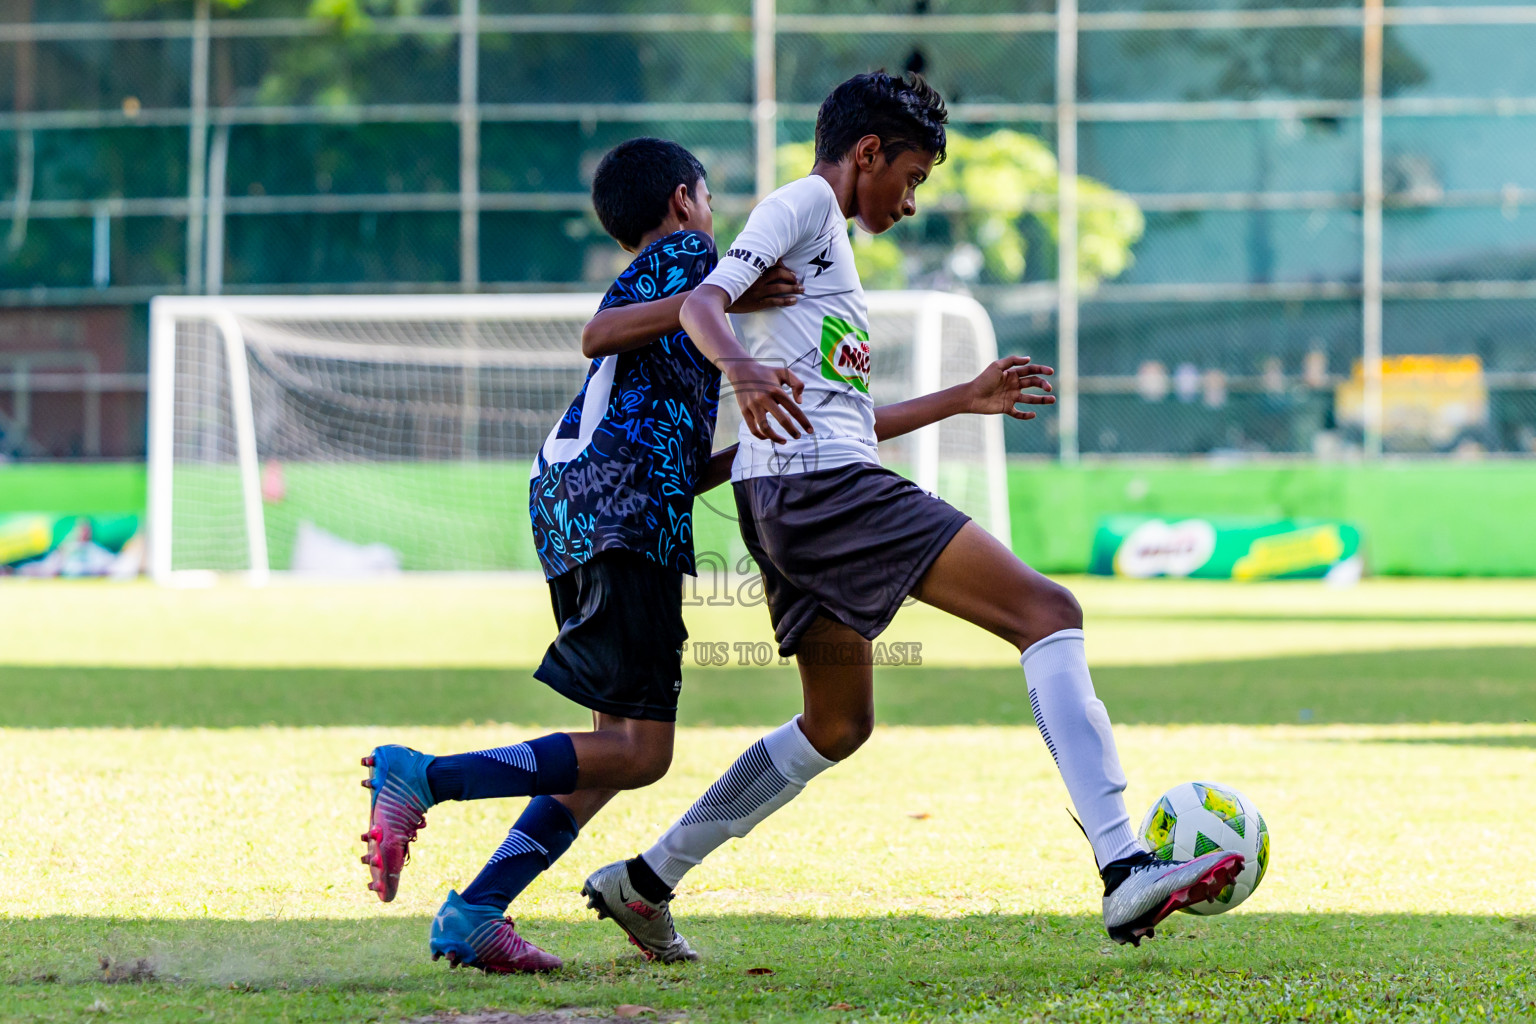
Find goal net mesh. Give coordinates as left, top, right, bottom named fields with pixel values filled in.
left=152, top=294, right=1008, bottom=578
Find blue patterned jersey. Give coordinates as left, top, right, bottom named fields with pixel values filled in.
left=529, top=230, right=721, bottom=578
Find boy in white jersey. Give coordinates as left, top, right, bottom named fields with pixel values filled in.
left=582, top=71, right=1243, bottom=956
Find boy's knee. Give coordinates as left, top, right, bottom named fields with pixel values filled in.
left=615, top=740, right=672, bottom=789
left=1008, top=577, right=1083, bottom=651
left=801, top=710, right=873, bottom=762
left=842, top=710, right=875, bottom=757
left=1038, top=580, right=1083, bottom=634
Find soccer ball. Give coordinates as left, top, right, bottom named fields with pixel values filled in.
left=1136, top=781, right=1269, bottom=915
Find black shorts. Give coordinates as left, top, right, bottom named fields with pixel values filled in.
left=733, top=462, right=971, bottom=658
left=533, top=549, right=687, bottom=722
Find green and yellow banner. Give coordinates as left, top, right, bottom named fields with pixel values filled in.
left=0, top=513, right=142, bottom=576
left=1090, top=516, right=1363, bottom=581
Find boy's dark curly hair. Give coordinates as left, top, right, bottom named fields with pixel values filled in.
left=591, top=137, right=707, bottom=250
left=814, top=70, right=949, bottom=166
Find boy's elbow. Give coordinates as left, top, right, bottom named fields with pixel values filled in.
left=680, top=285, right=721, bottom=332
left=678, top=292, right=702, bottom=335
left=579, top=323, right=606, bottom=359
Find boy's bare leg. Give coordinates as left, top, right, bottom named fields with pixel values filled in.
left=910, top=520, right=1083, bottom=649
left=567, top=712, right=676, bottom=799
left=461, top=711, right=674, bottom=908
left=582, top=618, right=866, bottom=960
left=912, top=522, right=1244, bottom=945
left=424, top=713, right=678, bottom=971
left=794, top=617, right=876, bottom=761
left=638, top=615, right=867, bottom=886
left=555, top=711, right=673, bottom=826
left=910, top=521, right=1140, bottom=868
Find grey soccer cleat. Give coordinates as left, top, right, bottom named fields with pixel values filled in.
left=1101, top=849, right=1245, bottom=946
left=581, top=860, right=699, bottom=963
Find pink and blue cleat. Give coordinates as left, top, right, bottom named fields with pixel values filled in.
left=359, top=744, right=435, bottom=902
left=429, top=890, right=563, bottom=973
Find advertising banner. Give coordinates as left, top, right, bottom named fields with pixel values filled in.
left=0, top=513, right=143, bottom=577
left=1090, top=516, right=1363, bottom=581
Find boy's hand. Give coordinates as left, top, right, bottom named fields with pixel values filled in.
left=725, top=359, right=813, bottom=444
left=967, top=355, right=1055, bottom=420
left=728, top=263, right=803, bottom=313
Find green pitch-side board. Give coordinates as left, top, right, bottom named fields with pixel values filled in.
left=1007, top=461, right=1536, bottom=577
left=0, top=464, right=146, bottom=516
left=3, top=460, right=1535, bottom=576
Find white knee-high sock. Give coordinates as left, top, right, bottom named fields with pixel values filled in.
left=1022, top=628, right=1142, bottom=869
left=641, top=717, right=836, bottom=888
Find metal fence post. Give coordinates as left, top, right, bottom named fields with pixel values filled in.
left=753, top=0, right=777, bottom=200
left=1362, top=0, right=1385, bottom=458
left=459, top=0, right=483, bottom=457
left=185, top=0, right=210, bottom=293
left=204, top=123, right=229, bottom=295
left=91, top=202, right=111, bottom=288
left=1056, top=0, right=1081, bottom=463
left=459, top=0, right=481, bottom=291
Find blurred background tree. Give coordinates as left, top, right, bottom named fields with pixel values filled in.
left=777, top=128, right=1143, bottom=291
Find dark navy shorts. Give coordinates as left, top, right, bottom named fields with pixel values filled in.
left=534, top=549, right=686, bottom=722
left=733, top=462, right=971, bottom=658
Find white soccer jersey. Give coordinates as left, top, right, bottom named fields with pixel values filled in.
left=702, top=175, right=877, bottom=480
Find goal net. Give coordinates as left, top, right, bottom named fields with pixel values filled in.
left=148, top=292, right=1010, bottom=583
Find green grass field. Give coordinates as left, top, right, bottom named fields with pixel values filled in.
left=3, top=578, right=1535, bottom=1023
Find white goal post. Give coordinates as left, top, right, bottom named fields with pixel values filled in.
left=148, top=292, right=1010, bottom=583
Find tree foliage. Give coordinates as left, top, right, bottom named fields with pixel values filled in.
left=778, top=128, right=1143, bottom=290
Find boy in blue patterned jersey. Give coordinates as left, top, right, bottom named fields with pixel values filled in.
left=357, top=137, right=802, bottom=973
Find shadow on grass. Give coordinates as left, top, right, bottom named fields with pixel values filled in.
left=1356, top=734, right=1536, bottom=750
left=3, top=913, right=1533, bottom=1022
left=1, top=647, right=1532, bottom=730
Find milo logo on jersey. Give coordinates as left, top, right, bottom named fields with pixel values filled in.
left=819, top=315, right=871, bottom=394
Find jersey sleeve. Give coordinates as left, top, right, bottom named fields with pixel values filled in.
left=704, top=184, right=829, bottom=303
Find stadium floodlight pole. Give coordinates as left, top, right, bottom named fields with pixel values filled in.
left=1056, top=0, right=1081, bottom=463
left=184, top=0, right=210, bottom=294
left=1362, top=0, right=1386, bottom=459
left=752, top=0, right=777, bottom=200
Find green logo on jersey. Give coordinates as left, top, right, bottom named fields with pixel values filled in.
left=819, top=315, right=871, bottom=394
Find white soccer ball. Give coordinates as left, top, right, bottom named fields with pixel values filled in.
left=1136, top=781, right=1269, bottom=915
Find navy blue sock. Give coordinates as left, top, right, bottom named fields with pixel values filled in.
left=461, top=796, right=580, bottom=911
left=426, top=733, right=578, bottom=803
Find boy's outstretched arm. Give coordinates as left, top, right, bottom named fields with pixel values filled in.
left=874, top=356, right=1055, bottom=442
left=580, top=265, right=802, bottom=358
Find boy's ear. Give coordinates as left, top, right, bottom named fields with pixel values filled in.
left=671, top=182, right=695, bottom=225
left=855, top=134, right=883, bottom=170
